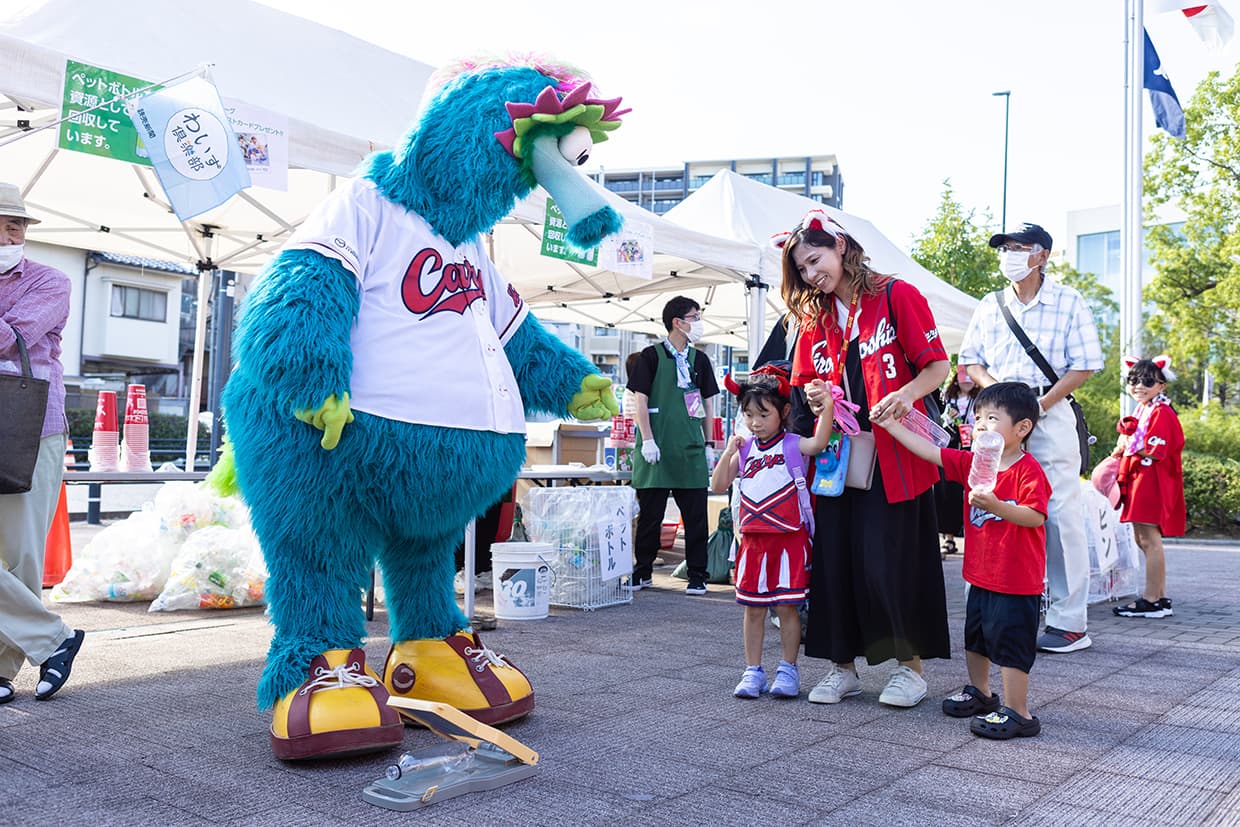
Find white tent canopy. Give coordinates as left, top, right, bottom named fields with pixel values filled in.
left=499, top=183, right=760, bottom=347
left=663, top=170, right=979, bottom=352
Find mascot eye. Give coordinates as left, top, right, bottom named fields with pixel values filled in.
left=558, top=126, right=593, bottom=167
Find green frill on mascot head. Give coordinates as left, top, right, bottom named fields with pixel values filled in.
left=221, top=55, right=624, bottom=760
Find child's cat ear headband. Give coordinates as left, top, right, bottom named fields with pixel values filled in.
left=724, top=361, right=792, bottom=399
left=770, top=209, right=847, bottom=250
left=1121, top=353, right=1176, bottom=382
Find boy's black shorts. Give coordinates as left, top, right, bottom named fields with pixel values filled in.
left=964, top=585, right=1040, bottom=673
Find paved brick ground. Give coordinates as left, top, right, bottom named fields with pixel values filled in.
left=1, top=529, right=1237, bottom=825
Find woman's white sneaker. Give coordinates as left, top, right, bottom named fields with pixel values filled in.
left=879, top=665, right=927, bottom=708
left=807, top=666, right=862, bottom=704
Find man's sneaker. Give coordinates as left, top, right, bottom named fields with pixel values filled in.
left=1113, top=598, right=1167, bottom=618
left=769, top=661, right=800, bottom=698
left=1037, top=626, right=1092, bottom=653
left=627, top=576, right=653, bottom=592
left=879, top=665, right=927, bottom=708
left=685, top=579, right=707, bottom=595
left=734, top=666, right=767, bottom=699
left=0, top=677, right=13, bottom=705
left=35, top=629, right=85, bottom=700
left=1158, top=597, right=1174, bottom=616
left=807, top=665, right=862, bottom=704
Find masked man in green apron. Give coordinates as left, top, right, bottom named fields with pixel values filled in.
left=626, top=296, right=719, bottom=595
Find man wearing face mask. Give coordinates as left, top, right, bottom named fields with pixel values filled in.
left=0, top=182, right=85, bottom=705
left=959, top=223, right=1103, bottom=654
left=626, top=295, right=719, bottom=596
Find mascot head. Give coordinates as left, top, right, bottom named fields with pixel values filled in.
left=367, top=54, right=629, bottom=248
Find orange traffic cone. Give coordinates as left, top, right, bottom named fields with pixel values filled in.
left=63, top=437, right=75, bottom=469
left=43, top=481, right=72, bottom=588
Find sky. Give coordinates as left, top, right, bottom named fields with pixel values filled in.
left=255, top=0, right=1240, bottom=256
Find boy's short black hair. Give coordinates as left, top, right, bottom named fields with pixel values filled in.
left=974, top=382, right=1040, bottom=427
left=662, top=295, right=700, bottom=331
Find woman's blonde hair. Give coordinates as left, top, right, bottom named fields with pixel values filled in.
left=780, top=228, right=887, bottom=329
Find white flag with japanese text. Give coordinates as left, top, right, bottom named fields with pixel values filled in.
left=127, top=77, right=251, bottom=221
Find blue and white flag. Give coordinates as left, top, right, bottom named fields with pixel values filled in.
left=127, top=77, right=251, bottom=220
left=1143, top=29, right=1187, bottom=140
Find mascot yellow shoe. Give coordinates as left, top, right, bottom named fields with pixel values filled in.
left=270, top=648, right=404, bottom=760
left=383, top=631, right=534, bottom=726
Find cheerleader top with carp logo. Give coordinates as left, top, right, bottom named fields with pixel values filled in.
left=737, top=432, right=814, bottom=534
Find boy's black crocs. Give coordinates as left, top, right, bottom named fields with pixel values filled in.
left=970, top=706, right=1041, bottom=740
left=942, top=685, right=1000, bottom=718
left=0, top=677, right=13, bottom=705
left=35, top=629, right=85, bottom=701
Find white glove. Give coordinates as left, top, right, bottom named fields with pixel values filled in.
left=705, top=445, right=716, bottom=467
left=641, top=439, right=661, bottom=463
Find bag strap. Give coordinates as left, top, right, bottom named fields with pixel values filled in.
left=11, top=329, right=33, bottom=379
left=781, top=432, right=815, bottom=535
left=738, top=434, right=752, bottom=467
left=993, top=290, right=1061, bottom=387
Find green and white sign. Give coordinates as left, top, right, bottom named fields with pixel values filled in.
left=540, top=199, right=598, bottom=266
left=58, top=59, right=158, bottom=165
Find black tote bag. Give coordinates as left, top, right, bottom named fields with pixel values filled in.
left=0, top=331, right=50, bottom=494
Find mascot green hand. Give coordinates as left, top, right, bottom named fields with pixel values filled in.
left=294, top=392, right=354, bottom=450
left=568, top=373, right=620, bottom=421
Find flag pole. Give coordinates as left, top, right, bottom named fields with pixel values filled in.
left=1121, top=0, right=1144, bottom=415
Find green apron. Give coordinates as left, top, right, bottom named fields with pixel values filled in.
left=632, top=344, right=706, bottom=489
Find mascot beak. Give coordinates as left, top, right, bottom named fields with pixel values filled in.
left=529, top=133, right=622, bottom=249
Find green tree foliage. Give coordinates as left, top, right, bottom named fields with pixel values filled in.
left=910, top=182, right=1005, bottom=299
left=1144, top=65, right=1240, bottom=405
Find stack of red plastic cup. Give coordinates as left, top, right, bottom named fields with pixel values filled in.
left=711, top=416, right=724, bottom=444
left=121, top=384, right=153, bottom=472
left=90, top=391, right=120, bottom=472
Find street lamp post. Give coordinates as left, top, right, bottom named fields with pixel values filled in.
left=993, top=90, right=1010, bottom=231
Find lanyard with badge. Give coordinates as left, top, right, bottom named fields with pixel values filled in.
left=667, top=341, right=706, bottom=419
left=810, top=291, right=862, bottom=497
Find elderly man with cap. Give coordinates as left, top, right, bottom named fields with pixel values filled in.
left=958, top=222, right=1103, bottom=654
left=0, top=182, right=85, bottom=704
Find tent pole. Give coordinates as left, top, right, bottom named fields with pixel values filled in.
left=745, top=274, right=767, bottom=362
left=185, top=228, right=214, bottom=470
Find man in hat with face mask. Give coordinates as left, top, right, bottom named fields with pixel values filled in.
left=958, top=223, right=1103, bottom=654
left=627, top=295, right=719, bottom=596
left=0, top=182, right=85, bottom=705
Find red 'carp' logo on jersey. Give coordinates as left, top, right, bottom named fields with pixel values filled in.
left=401, top=248, right=486, bottom=317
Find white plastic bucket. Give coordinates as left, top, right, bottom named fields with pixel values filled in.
left=491, top=542, right=553, bottom=620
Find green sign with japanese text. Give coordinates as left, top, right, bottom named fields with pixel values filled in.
left=540, top=199, right=598, bottom=266
left=58, top=60, right=159, bottom=165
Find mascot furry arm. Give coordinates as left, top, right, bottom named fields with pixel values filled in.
left=222, top=56, right=626, bottom=761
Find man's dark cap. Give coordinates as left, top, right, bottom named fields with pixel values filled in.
left=988, top=222, right=1053, bottom=250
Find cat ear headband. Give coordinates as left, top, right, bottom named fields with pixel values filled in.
left=769, top=209, right=847, bottom=250
left=1121, top=353, right=1176, bottom=382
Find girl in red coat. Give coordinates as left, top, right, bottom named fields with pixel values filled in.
left=1112, top=355, right=1185, bottom=619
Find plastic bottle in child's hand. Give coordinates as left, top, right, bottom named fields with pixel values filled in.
left=967, top=430, right=1004, bottom=493
left=900, top=407, right=951, bottom=447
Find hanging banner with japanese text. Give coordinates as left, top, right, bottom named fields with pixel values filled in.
left=540, top=198, right=598, bottom=266
left=127, top=77, right=252, bottom=221
left=223, top=99, right=289, bottom=192
left=58, top=59, right=157, bottom=165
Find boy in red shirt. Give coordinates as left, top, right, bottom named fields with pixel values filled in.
left=874, top=382, right=1049, bottom=739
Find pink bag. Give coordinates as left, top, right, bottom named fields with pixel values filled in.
left=1091, top=455, right=1121, bottom=509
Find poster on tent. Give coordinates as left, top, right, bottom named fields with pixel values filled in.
left=127, top=77, right=251, bottom=221
left=58, top=59, right=157, bottom=165
left=223, top=99, right=289, bottom=191
left=599, top=219, right=654, bottom=280
left=540, top=199, right=598, bottom=266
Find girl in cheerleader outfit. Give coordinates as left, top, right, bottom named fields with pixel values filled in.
left=1112, top=355, right=1186, bottom=619
left=710, top=364, right=832, bottom=700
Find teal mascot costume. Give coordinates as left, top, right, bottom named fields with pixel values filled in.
left=222, top=56, right=626, bottom=760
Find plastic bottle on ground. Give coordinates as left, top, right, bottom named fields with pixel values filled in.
left=385, top=741, right=474, bottom=780
left=967, top=430, right=1004, bottom=493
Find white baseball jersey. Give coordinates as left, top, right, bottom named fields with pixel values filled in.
left=285, top=178, right=530, bottom=433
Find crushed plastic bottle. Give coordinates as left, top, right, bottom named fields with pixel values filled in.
left=967, top=430, right=1004, bottom=494
left=384, top=741, right=474, bottom=781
